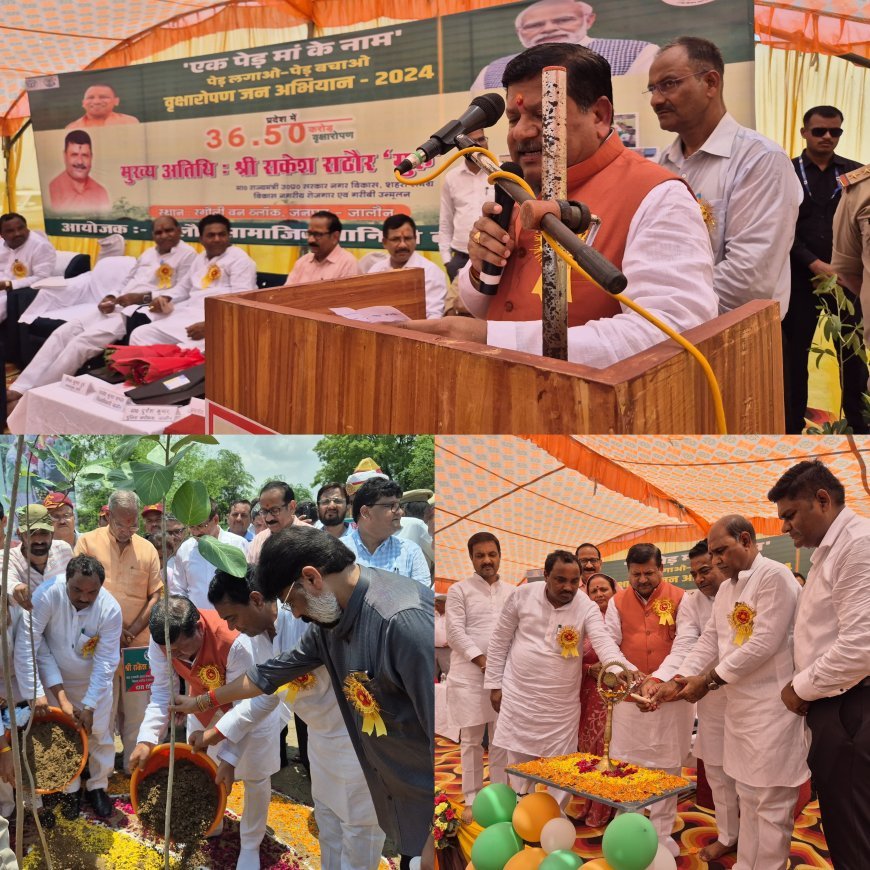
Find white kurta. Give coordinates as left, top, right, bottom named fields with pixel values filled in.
left=446, top=574, right=514, bottom=728
left=679, top=554, right=809, bottom=787
left=366, top=251, right=448, bottom=319
left=0, top=231, right=57, bottom=322
left=485, top=583, right=629, bottom=757
left=169, top=529, right=249, bottom=611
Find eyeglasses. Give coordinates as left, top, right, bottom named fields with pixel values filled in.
left=318, top=497, right=346, bottom=506
left=809, top=127, right=843, bottom=138
left=306, top=230, right=332, bottom=238
left=643, top=70, right=713, bottom=96
left=51, top=512, right=74, bottom=522
left=258, top=505, right=287, bottom=517
left=370, top=501, right=402, bottom=513
left=280, top=582, right=297, bottom=613
left=469, top=137, right=488, bottom=146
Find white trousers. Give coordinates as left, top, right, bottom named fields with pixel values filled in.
left=111, top=672, right=153, bottom=772
left=129, top=316, right=203, bottom=351
left=733, top=782, right=798, bottom=870
left=10, top=314, right=126, bottom=393
left=459, top=721, right=508, bottom=803
left=239, top=777, right=271, bottom=851
left=705, top=762, right=740, bottom=847
left=644, top=765, right=680, bottom=843
left=506, top=750, right=570, bottom=809
left=315, top=796, right=386, bottom=870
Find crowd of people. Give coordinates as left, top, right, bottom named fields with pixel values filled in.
left=439, top=459, right=870, bottom=869
left=0, top=458, right=435, bottom=869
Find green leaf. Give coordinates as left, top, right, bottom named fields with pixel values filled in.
left=112, top=436, right=144, bottom=466
left=196, top=535, right=248, bottom=579
left=170, top=435, right=219, bottom=453
left=167, top=444, right=196, bottom=470
left=170, top=480, right=211, bottom=526
left=77, top=462, right=111, bottom=480
left=129, top=461, right=175, bottom=505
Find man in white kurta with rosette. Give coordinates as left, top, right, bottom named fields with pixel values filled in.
left=605, top=543, right=694, bottom=857
left=16, top=555, right=122, bottom=819
left=485, top=549, right=629, bottom=808
left=661, top=516, right=808, bottom=870
left=446, top=532, right=514, bottom=815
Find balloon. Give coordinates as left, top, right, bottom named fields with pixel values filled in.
left=645, top=843, right=677, bottom=870
left=540, top=817, right=578, bottom=853
left=512, top=792, right=562, bottom=842
left=466, top=864, right=475, bottom=870
left=581, top=861, right=614, bottom=870
left=504, top=847, right=547, bottom=869
left=540, top=850, right=585, bottom=869
left=601, top=814, right=658, bottom=870
left=473, top=783, right=519, bottom=828
left=471, top=821, right=524, bottom=870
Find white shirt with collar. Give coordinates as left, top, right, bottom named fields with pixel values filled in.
left=366, top=251, right=447, bottom=319
left=0, top=231, right=57, bottom=290
left=3, top=540, right=73, bottom=596
left=793, top=506, right=870, bottom=700
left=659, top=112, right=802, bottom=319
left=169, top=528, right=249, bottom=611
left=438, top=161, right=494, bottom=260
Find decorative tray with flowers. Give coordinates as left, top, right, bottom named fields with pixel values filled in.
left=507, top=752, right=694, bottom=811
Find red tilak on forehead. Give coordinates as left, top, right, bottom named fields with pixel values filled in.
left=515, top=93, right=525, bottom=107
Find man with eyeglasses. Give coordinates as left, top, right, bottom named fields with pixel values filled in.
left=43, top=491, right=78, bottom=548
left=344, top=478, right=431, bottom=586
left=784, top=106, right=865, bottom=433
left=74, top=489, right=163, bottom=773
left=246, top=481, right=306, bottom=566
left=315, top=482, right=351, bottom=539
left=285, top=211, right=361, bottom=285
left=650, top=36, right=801, bottom=327
left=169, top=499, right=248, bottom=611
left=574, top=542, right=602, bottom=586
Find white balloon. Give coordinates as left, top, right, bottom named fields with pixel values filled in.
left=540, top=816, right=577, bottom=853
left=644, top=843, right=677, bottom=870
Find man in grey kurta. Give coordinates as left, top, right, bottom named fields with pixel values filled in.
left=176, top=526, right=434, bottom=865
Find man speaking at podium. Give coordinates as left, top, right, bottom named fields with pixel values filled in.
left=399, top=43, right=717, bottom=368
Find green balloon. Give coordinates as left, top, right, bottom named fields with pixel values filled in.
left=601, top=812, right=658, bottom=870
left=470, top=821, right=524, bottom=870
left=540, top=850, right=584, bottom=869
left=472, top=783, right=518, bottom=827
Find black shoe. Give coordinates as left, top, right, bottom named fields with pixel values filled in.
left=60, top=791, right=81, bottom=821
left=37, top=808, right=56, bottom=830
left=86, top=788, right=112, bottom=818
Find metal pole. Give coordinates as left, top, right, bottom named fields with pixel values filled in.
left=541, top=66, right=568, bottom=360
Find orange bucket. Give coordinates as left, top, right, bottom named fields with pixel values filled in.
left=130, top=743, right=227, bottom=838
left=16, top=707, right=89, bottom=795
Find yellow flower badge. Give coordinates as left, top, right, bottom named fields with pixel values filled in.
left=279, top=672, right=317, bottom=703
left=80, top=635, right=99, bottom=658
left=155, top=263, right=174, bottom=289
left=557, top=625, right=580, bottom=658
left=343, top=672, right=387, bottom=736
left=652, top=599, right=675, bottom=626
left=11, top=260, right=27, bottom=278
left=197, top=664, right=224, bottom=689
left=697, top=195, right=716, bottom=232
left=201, top=264, right=221, bottom=289
left=728, top=602, right=756, bottom=646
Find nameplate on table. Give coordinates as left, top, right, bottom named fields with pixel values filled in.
left=121, top=404, right=179, bottom=423
left=60, top=375, right=92, bottom=395
left=94, top=387, right=129, bottom=411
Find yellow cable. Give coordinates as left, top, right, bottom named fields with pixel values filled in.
left=395, top=149, right=728, bottom=433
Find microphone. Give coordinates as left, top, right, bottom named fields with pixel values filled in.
left=477, top=161, right=523, bottom=296
left=396, top=94, right=505, bottom=175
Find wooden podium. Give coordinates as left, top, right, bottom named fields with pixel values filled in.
left=205, top=269, right=784, bottom=433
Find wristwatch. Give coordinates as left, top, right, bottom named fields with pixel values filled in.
left=706, top=670, right=725, bottom=691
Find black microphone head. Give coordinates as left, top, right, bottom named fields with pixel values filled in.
left=499, top=161, right=523, bottom=179
left=470, top=93, right=506, bottom=128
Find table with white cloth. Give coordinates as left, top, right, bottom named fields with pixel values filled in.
left=7, top=374, right=204, bottom=434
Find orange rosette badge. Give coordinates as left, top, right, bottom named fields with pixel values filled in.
left=201, top=264, right=221, bottom=289
left=11, top=260, right=27, bottom=279
left=197, top=664, right=224, bottom=689
left=279, top=672, right=317, bottom=703
left=652, top=599, right=675, bottom=626
left=557, top=625, right=580, bottom=658
left=343, top=672, right=387, bottom=737
left=80, top=635, right=100, bottom=658
left=728, top=602, right=755, bottom=646
left=155, top=263, right=175, bottom=289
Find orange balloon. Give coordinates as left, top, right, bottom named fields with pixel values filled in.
left=504, top=847, right=547, bottom=869
left=582, top=861, right=615, bottom=870
left=465, top=864, right=475, bottom=870
left=512, top=793, right=562, bottom=842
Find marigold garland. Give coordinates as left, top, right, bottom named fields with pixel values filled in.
left=728, top=602, right=756, bottom=645
left=557, top=625, right=580, bottom=658
left=512, top=752, right=690, bottom=804
left=343, top=672, right=387, bottom=736
left=197, top=664, right=224, bottom=690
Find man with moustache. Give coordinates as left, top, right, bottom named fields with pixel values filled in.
left=485, top=550, right=628, bottom=807
left=228, top=500, right=254, bottom=542
left=315, top=483, right=350, bottom=540
left=650, top=517, right=807, bottom=869
left=641, top=539, right=737, bottom=863
left=175, top=526, right=434, bottom=870
left=43, top=492, right=78, bottom=548
left=399, top=43, right=716, bottom=366
left=47, top=130, right=111, bottom=214
left=285, top=211, right=360, bottom=284
left=574, top=542, right=602, bottom=586
left=769, top=460, right=870, bottom=869
left=446, top=532, right=514, bottom=820
left=0, top=212, right=57, bottom=321
left=605, top=543, right=693, bottom=857
left=246, top=481, right=302, bottom=565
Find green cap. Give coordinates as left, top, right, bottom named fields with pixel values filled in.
left=16, top=504, right=54, bottom=533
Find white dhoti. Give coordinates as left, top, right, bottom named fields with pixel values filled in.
left=733, top=783, right=798, bottom=870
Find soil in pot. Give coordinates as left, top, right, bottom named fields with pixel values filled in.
left=21, top=720, right=84, bottom=791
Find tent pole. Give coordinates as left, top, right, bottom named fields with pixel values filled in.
left=2, top=119, right=32, bottom=213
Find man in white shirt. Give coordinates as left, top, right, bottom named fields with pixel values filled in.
left=17, top=555, right=123, bottom=820
left=227, top=500, right=254, bottom=542
left=768, top=460, right=870, bottom=870
left=446, top=533, right=513, bottom=819
left=366, top=215, right=447, bottom=319
left=485, top=549, right=628, bottom=807
left=651, top=516, right=808, bottom=870
left=169, top=499, right=248, bottom=610
left=0, top=213, right=57, bottom=323
left=650, top=36, right=802, bottom=318
left=129, top=214, right=257, bottom=350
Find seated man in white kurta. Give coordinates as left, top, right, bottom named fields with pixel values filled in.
left=0, top=213, right=57, bottom=323
left=484, top=549, right=629, bottom=807
left=649, top=516, right=809, bottom=870
left=193, top=569, right=386, bottom=870
left=129, top=213, right=257, bottom=351
left=16, top=555, right=122, bottom=821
